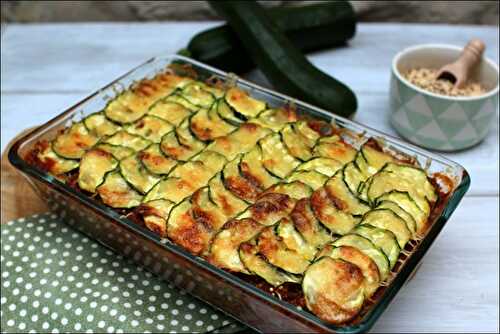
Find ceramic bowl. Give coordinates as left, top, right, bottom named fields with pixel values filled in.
left=390, top=44, right=499, bottom=151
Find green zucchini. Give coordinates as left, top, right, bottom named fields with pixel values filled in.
left=360, top=209, right=411, bottom=248
left=120, top=155, right=161, bottom=194
left=224, top=87, right=266, bottom=120
left=83, top=113, right=121, bottom=137
left=236, top=193, right=295, bottom=227
left=239, top=146, right=280, bottom=190
left=103, top=130, right=151, bottom=151
left=222, top=154, right=261, bottom=203
left=52, top=122, right=99, bottom=160
left=290, top=198, right=332, bottom=250
left=263, top=181, right=313, bottom=200
left=78, top=149, right=118, bottom=193
left=189, top=102, right=236, bottom=141
left=97, top=171, right=143, bottom=208
left=295, top=157, right=343, bottom=177
left=185, top=2, right=355, bottom=74
left=208, top=172, right=248, bottom=218
left=324, top=170, right=370, bottom=216
left=276, top=218, right=317, bottom=261
left=36, top=143, right=80, bottom=175
left=147, top=100, right=192, bottom=126
left=209, top=1, right=357, bottom=118
left=181, top=82, right=215, bottom=109
left=287, top=170, right=328, bottom=191
left=259, top=133, right=300, bottom=179
left=353, top=225, right=400, bottom=269
left=313, top=136, right=357, bottom=163
left=95, top=143, right=135, bottom=160
left=249, top=107, right=298, bottom=132
left=137, top=144, right=177, bottom=175
left=124, top=115, right=174, bottom=143
left=281, top=123, right=313, bottom=161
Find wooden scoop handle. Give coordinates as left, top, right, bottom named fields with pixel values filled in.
left=452, top=39, right=485, bottom=88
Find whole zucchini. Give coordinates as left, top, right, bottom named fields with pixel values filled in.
left=209, top=1, right=357, bottom=118
left=183, top=1, right=356, bottom=74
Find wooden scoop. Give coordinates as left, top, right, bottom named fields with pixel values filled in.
left=437, top=39, right=485, bottom=89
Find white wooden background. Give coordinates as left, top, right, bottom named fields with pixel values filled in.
left=1, top=23, right=498, bottom=332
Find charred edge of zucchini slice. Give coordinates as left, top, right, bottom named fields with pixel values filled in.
left=208, top=172, right=248, bottom=218
left=190, top=102, right=236, bottom=141
left=103, top=130, right=152, bottom=151
left=358, top=142, right=396, bottom=176
left=260, top=133, right=300, bottom=179
left=95, top=143, right=135, bottom=160
left=124, top=115, right=174, bottom=143
left=147, top=100, right=192, bottom=126
left=295, top=157, right=343, bottom=178
left=222, top=155, right=262, bottom=203
left=290, top=198, right=333, bottom=250
left=208, top=218, right=264, bottom=273
left=83, top=112, right=122, bottom=137
left=295, top=120, right=332, bottom=143
left=239, top=239, right=301, bottom=287
left=263, top=181, right=313, bottom=201
left=360, top=208, right=411, bottom=249
left=181, top=82, right=215, bottom=109
left=159, top=131, right=200, bottom=162
left=318, top=245, right=380, bottom=298
left=35, top=142, right=80, bottom=175
left=78, top=149, right=118, bottom=193
left=249, top=107, right=298, bottom=132
left=312, top=135, right=357, bottom=164
left=324, top=169, right=370, bottom=216
left=353, top=225, right=400, bottom=270
left=137, top=143, right=177, bottom=175
left=256, top=224, right=311, bottom=275
left=236, top=192, right=296, bottom=226
left=97, top=171, right=143, bottom=208
left=52, top=122, right=99, bottom=160
left=281, top=123, right=313, bottom=161
left=332, top=234, right=390, bottom=281
left=139, top=199, right=175, bottom=237
left=310, top=187, right=359, bottom=236
left=302, top=257, right=365, bottom=324
left=225, top=87, right=266, bottom=120
left=286, top=170, right=328, bottom=191
left=175, top=116, right=206, bottom=149
left=217, top=98, right=245, bottom=126
left=239, top=146, right=280, bottom=190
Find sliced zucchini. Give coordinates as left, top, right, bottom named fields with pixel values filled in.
left=35, top=143, right=80, bottom=175
left=310, top=188, right=359, bottom=235
left=359, top=143, right=396, bottom=176
left=332, top=234, right=390, bottom=281
left=239, top=240, right=301, bottom=287
left=377, top=200, right=417, bottom=236
left=225, top=87, right=266, bottom=119
left=257, top=225, right=311, bottom=274
left=171, top=160, right=219, bottom=190
left=83, top=113, right=121, bottom=137
left=137, top=144, right=177, bottom=175
left=382, top=163, right=437, bottom=203
left=303, top=257, right=365, bottom=324
left=181, top=82, right=215, bottom=109
left=353, top=225, right=400, bottom=269
left=343, top=160, right=367, bottom=196
left=147, top=100, right=192, bottom=126
left=140, top=199, right=175, bottom=237
left=97, top=171, right=143, bottom=208
left=103, top=130, right=151, bottom=151
left=222, top=155, right=261, bottom=203
left=78, top=149, right=118, bottom=193
left=263, top=181, right=313, bottom=200
left=249, top=107, right=297, bottom=131
left=95, top=143, right=135, bottom=160
left=207, top=123, right=272, bottom=160
left=295, top=157, right=343, bottom=177
left=164, top=93, right=199, bottom=112
left=239, top=146, right=280, bottom=190
left=376, top=191, right=428, bottom=234
left=208, top=172, right=248, bottom=218
left=236, top=193, right=295, bottom=226
left=175, top=117, right=206, bottom=150
left=361, top=209, right=411, bottom=249
left=367, top=170, right=432, bottom=213
left=189, top=102, right=236, bottom=141
left=160, top=132, right=201, bottom=161
left=119, top=155, right=161, bottom=194
left=192, top=150, right=227, bottom=174
left=52, top=122, right=99, bottom=159
left=286, top=170, right=328, bottom=191
left=291, top=198, right=332, bottom=249
left=324, top=170, right=370, bottom=216
left=124, top=115, right=174, bottom=143
left=313, top=136, right=356, bottom=164
left=104, top=91, right=150, bottom=124
left=281, top=123, right=313, bottom=161
left=166, top=197, right=210, bottom=255
left=144, top=177, right=196, bottom=204
left=209, top=218, right=264, bottom=273
left=295, top=120, right=328, bottom=145
left=217, top=98, right=245, bottom=126
left=320, top=245, right=380, bottom=297
left=276, top=218, right=317, bottom=261
left=260, top=133, right=300, bottom=178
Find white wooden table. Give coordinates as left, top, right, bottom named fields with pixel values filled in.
left=1, top=23, right=498, bottom=332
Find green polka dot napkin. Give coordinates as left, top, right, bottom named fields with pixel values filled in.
left=0, top=213, right=248, bottom=333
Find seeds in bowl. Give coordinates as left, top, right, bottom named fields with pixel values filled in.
left=403, top=68, right=486, bottom=97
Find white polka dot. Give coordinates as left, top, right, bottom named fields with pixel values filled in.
left=33, top=300, right=40, bottom=308
left=111, top=297, right=119, bottom=303
left=206, top=325, right=214, bottom=331
left=90, top=301, right=97, bottom=308
left=211, top=314, right=219, bottom=320
left=7, top=319, right=15, bottom=326
left=182, top=326, right=190, bottom=331
left=184, top=314, right=192, bottom=320
left=42, top=322, right=49, bottom=330
left=74, top=323, right=81, bottom=331
left=148, top=305, right=155, bottom=312
left=123, top=302, right=131, bottom=308
left=100, top=305, right=109, bottom=312
left=9, top=304, right=16, bottom=311
left=131, top=320, right=139, bottom=327
left=20, top=309, right=27, bottom=317
left=107, top=326, right=114, bottom=333
left=18, top=322, right=26, bottom=330
left=176, top=299, right=183, bottom=306
left=75, top=308, right=82, bottom=315
left=51, top=312, right=58, bottom=320
left=25, top=283, right=33, bottom=290
left=0, top=297, right=6, bottom=304
left=188, top=303, right=195, bottom=309
left=135, top=299, right=143, bottom=306
left=98, top=320, right=105, bottom=328
left=145, top=318, right=153, bottom=324
left=118, top=315, right=126, bottom=322
left=172, top=309, right=179, bottom=315
left=81, top=296, right=88, bottom=303
left=110, top=309, right=118, bottom=317
left=153, top=285, right=161, bottom=291
left=200, top=308, right=207, bottom=314
left=64, top=303, right=72, bottom=310
left=42, top=306, right=49, bottom=314
left=171, top=319, right=178, bottom=326
left=157, top=324, right=165, bottom=331
left=44, top=291, right=52, bottom=298
left=87, top=314, right=94, bottom=322
left=61, top=317, right=68, bottom=325
left=196, top=320, right=204, bottom=326
left=136, top=289, right=144, bottom=295
left=55, top=298, right=62, bottom=305
left=31, top=315, right=38, bottom=322
left=161, top=303, right=169, bottom=309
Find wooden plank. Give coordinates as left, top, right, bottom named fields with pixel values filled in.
left=372, top=196, right=499, bottom=333
left=1, top=23, right=498, bottom=93
left=2, top=93, right=496, bottom=196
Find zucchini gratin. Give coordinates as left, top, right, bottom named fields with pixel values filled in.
left=27, top=67, right=446, bottom=325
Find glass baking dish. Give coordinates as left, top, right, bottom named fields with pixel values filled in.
left=8, top=55, right=470, bottom=333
